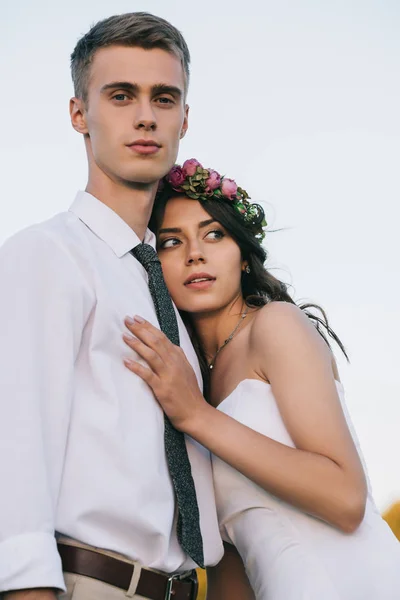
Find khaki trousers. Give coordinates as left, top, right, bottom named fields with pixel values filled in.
left=59, top=572, right=153, bottom=600
left=57, top=537, right=166, bottom=600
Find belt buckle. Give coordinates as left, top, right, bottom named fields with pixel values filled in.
left=164, top=570, right=198, bottom=600
left=187, top=570, right=199, bottom=600
left=164, top=572, right=180, bottom=600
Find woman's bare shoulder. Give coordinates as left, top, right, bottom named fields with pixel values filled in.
left=249, top=301, right=318, bottom=345
left=248, top=301, right=333, bottom=381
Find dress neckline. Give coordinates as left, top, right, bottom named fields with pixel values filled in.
left=216, top=378, right=344, bottom=410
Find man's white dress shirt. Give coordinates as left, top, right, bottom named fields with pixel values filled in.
left=0, top=192, right=223, bottom=592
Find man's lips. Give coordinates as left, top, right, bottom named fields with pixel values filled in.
left=127, top=139, right=161, bottom=155
left=184, top=273, right=216, bottom=290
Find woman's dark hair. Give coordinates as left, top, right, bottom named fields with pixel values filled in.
left=150, top=191, right=348, bottom=395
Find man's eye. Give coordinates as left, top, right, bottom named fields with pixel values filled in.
left=206, top=229, right=225, bottom=240
left=156, top=97, right=174, bottom=105
left=112, top=94, right=129, bottom=101
left=159, top=238, right=180, bottom=249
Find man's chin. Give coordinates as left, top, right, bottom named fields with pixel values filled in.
left=123, top=167, right=170, bottom=187
left=121, top=179, right=158, bottom=190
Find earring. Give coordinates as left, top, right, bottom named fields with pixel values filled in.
left=244, top=265, right=251, bottom=274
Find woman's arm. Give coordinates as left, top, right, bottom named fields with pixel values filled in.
left=123, top=304, right=367, bottom=532
left=206, top=543, right=255, bottom=600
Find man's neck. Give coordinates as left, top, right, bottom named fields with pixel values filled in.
left=86, top=175, right=158, bottom=241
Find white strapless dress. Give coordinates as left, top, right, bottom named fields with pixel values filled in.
left=212, top=379, right=400, bottom=600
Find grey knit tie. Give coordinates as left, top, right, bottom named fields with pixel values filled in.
left=131, top=243, right=204, bottom=568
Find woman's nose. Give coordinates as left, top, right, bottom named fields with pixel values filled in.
left=186, top=245, right=206, bottom=265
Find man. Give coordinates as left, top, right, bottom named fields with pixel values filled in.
left=0, top=13, right=223, bottom=600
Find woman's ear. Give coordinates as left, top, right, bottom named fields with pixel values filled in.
left=242, top=262, right=251, bottom=274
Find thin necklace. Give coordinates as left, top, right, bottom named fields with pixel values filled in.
left=208, top=307, right=249, bottom=370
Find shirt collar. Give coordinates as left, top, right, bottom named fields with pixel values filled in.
left=69, top=191, right=156, bottom=258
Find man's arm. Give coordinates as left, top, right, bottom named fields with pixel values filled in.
left=0, top=228, right=90, bottom=595
left=206, top=543, right=255, bottom=600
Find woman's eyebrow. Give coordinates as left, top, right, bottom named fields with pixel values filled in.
left=199, top=219, right=217, bottom=228
left=158, top=227, right=182, bottom=234
left=158, top=219, right=217, bottom=235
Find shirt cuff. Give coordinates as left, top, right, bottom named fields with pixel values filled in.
left=0, top=532, right=65, bottom=593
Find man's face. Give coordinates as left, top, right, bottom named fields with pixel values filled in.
left=75, top=46, right=188, bottom=185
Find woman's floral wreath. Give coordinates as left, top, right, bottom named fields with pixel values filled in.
left=158, top=158, right=267, bottom=242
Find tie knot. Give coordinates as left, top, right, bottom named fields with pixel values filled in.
left=131, top=243, right=160, bottom=271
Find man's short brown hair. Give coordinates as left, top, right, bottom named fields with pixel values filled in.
left=71, top=12, right=190, bottom=102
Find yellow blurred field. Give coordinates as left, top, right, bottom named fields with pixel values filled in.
left=196, top=568, right=207, bottom=600
left=383, top=501, right=400, bottom=541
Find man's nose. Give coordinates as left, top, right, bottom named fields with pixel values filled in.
left=134, top=101, right=157, bottom=131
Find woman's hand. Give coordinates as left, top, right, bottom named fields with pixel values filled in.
left=123, top=315, right=208, bottom=431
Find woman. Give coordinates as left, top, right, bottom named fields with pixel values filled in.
left=122, top=159, right=400, bottom=599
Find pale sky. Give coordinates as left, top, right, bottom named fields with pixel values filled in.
left=1, top=0, right=399, bottom=509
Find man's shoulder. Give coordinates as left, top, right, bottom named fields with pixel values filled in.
left=1, top=210, right=82, bottom=256
left=0, top=209, right=91, bottom=279
left=0, top=211, right=97, bottom=301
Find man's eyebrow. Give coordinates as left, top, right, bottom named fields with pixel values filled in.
left=100, top=82, right=183, bottom=98
left=158, top=219, right=217, bottom=235
left=151, top=84, right=182, bottom=99
left=100, top=81, right=139, bottom=94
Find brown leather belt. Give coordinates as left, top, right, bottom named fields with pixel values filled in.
left=57, top=543, right=199, bottom=600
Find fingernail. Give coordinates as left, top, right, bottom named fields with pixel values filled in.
left=124, top=359, right=136, bottom=368
left=123, top=334, right=136, bottom=341
left=133, top=315, right=145, bottom=323
left=125, top=316, right=135, bottom=324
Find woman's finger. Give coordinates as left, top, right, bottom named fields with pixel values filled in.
left=123, top=334, right=166, bottom=374
left=124, top=316, right=172, bottom=357
left=124, top=358, right=156, bottom=389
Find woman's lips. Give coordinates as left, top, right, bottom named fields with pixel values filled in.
left=184, top=278, right=216, bottom=291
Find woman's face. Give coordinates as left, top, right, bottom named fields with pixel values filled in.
left=157, top=196, right=246, bottom=314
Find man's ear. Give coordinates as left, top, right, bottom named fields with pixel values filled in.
left=180, top=104, right=189, bottom=139
left=70, top=97, right=89, bottom=134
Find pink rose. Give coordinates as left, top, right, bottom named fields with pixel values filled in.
left=221, top=177, right=238, bottom=200
left=205, top=169, right=221, bottom=192
left=182, top=158, right=202, bottom=177
left=167, top=165, right=185, bottom=189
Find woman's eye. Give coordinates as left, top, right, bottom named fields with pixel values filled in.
left=159, top=238, right=181, bottom=249
left=206, top=229, right=225, bottom=240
